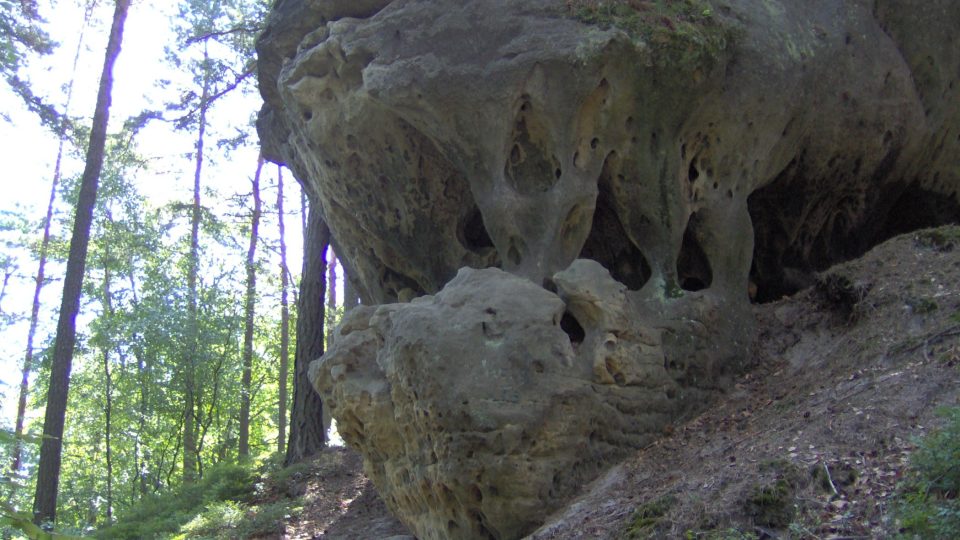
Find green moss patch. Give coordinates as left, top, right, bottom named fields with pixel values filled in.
left=623, top=495, right=676, bottom=538
left=567, top=0, right=731, bottom=67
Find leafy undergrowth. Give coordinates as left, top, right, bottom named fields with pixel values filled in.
left=95, top=460, right=300, bottom=540
left=895, top=406, right=960, bottom=539
left=97, top=448, right=406, bottom=540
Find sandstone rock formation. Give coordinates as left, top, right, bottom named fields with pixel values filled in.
left=257, top=0, right=960, bottom=538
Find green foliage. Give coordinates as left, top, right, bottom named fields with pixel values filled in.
left=623, top=495, right=675, bottom=538
left=895, top=407, right=960, bottom=539
left=743, top=460, right=804, bottom=530
left=172, top=499, right=297, bottom=540
left=567, top=0, right=730, bottom=67
left=96, top=463, right=255, bottom=539
left=96, top=458, right=309, bottom=540
left=915, top=226, right=960, bottom=252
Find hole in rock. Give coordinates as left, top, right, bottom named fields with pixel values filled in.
left=532, top=360, right=545, bottom=373
left=504, top=114, right=560, bottom=194
left=379, top=267, right=425, bottom=302
left=688, top=161, right=700, bottom=182
left=749, top=155, right=960, bottom=302
left=560, top=311, right=585, bottom=345
left=506, top=237, right=525, bottom=267
left=677, top=213, right=713, bottom=291
left=458, top=206, right=495, bottom=254
left=579, top=154, right=652, bottom=290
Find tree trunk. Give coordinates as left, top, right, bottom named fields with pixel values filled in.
left=101, top=258, right=114, bottom=524
left=285, top=196, right=329, bottom=465
left=183, top=41, right=211, bottom=483
left=128, top=268, right=148, bottom=500
left=276, top=165, right=290, bottom=454
left=326, top=250, right=337, bottom=346
left=32, top=0, right=130, bottom=526
left=238, top=155, right=263, bottom=459
left=11, top=6, right=90, bottom=475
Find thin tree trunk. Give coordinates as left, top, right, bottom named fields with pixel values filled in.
left=101, top=258, right=114, bottom=524
left=12, top=5, right=90, bottom=475
left=326, top=251, right=337, bottom=346
left=0, top=269, right=11, bottom=313
left=285, top=196, right=329, bottom=465
left=276, top=165, right=290, bottom=454
left=32, top=0, right=130, bottom=526
left=238, top=155, right=263, bottom=459
left=125, top=268, right=148, bottom=500
left=184, top=42, right=211, bottom=483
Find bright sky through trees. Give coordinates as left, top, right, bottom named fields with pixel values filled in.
left=0, top=0, right=306, bottom=423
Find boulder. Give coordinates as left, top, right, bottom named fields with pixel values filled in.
left=312, top=263, right=746, bottom=539
left=257, top=0, right=960, bottom=537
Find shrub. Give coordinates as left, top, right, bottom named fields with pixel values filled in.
left=97, top=462, right=256, bottom=539
left=896, top=407, right=960, bottom=538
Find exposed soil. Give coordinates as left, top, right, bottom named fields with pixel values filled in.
left=264, top=226, right=960, bottom=539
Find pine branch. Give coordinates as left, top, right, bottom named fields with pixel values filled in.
left=185, top=24, right=264, bottom=45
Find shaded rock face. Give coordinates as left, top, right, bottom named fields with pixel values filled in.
left=311, top=262, right=745, bottom=538
left=258, top=0, right=960, bottom=537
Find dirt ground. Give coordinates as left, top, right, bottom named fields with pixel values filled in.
left=268, top=226, right=960, bottom=539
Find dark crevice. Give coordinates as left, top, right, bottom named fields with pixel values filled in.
left=879, top=185, right=960, bottom=239
left=677, top=212, right=713, bottom=291
left=578, top=154, right=652, bottom=290
left=688, top=161, right=700, bottom=182
left=748, top=149, right=960, bottom=302
left=560, top=311, right=585, bottom=345
left=380, top=266, right=425, bottom=301
left=458, top=206, right=495, bottom=254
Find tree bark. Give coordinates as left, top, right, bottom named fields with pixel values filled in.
left=32, top=0, right=130, bottom=526
left=238, top=155, right=263, bottom=458
left=183, top=41, right=211, bottom=483
left=101, top=257, right=114, bottom=524
left=276, top=165, right=290, bottom=455
left=11, top=5, right=90, bottom=475
left=285, top=195, right=329, bottom=465
left=326, top=250, right=337, bottom=346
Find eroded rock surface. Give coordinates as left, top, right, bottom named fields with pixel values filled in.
left=257, top=0, right=960, bottom=537
left=312, top=263, right=748, bottom=539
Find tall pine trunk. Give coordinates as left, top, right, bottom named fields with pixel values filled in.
left=32, top=0, right=130, bottom=526
left=276, top=166, right=290, bottom=454
left=101, top=255, right=115, bottom=524
left=12, top=5, right=91, bottom=475
left=238, top=156, right=263, bottom=458
left=183, top=42, right=211, bottom=483
left=285, top=196, right=329, bottom=465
